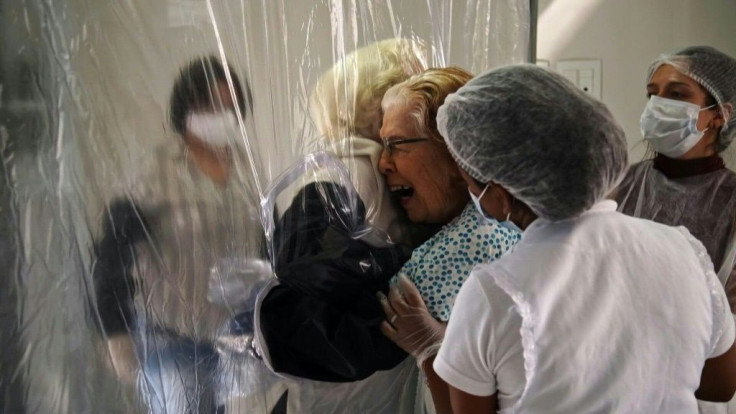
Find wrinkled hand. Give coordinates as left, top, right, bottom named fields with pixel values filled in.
left=378, top=275, right=445, bottom=367
left=207, top=258, right=274, bottom=311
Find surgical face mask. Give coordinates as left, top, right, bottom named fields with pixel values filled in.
left=469, top=184, right=522, bottom=234
left=640, top=96, right=714, bottom=158
left=498, top=214, right=522, bottom=233
left=186, top=111, right=239, bottom=148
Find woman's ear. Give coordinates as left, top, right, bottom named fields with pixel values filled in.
left=713, top=103, right=733, bottom=129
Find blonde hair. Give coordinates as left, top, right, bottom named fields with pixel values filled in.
left=382, top=66, right=474, bottom=142
left=310, top=38, right=427, bottom=141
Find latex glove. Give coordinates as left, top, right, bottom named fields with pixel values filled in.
left=207, top=258, right=274, bottom=312
left=378, top=274, right=445, bottom=368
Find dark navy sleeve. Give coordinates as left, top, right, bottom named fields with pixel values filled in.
left=258, top=182, right=409, bottom=381
left=91, top=198, right=148, bottom=335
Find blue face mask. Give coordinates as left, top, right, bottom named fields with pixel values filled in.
left=498, top=215, right=523, bottom=234
left=468, top=185, right=522, bottom=234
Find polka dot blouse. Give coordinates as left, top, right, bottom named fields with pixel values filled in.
left=393, top=203, right=521, bottom=321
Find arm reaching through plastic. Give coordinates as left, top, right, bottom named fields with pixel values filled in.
left=258, top=282, right=407, bottom=381
left=255, top=182, right=410, bottom=381
left=207, top=257, right=273, bottom=312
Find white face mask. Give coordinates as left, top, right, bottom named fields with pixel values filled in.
left=468, top=184, right=522, bottom=234
left=186, top=111, right=239, bottom=148
left=640, top=96, right=714, bottom=158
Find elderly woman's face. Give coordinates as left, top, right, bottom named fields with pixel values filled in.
left=378, top=101, right=468, bottom=224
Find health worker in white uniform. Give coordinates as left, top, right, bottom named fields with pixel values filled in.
left=432, top=65, right=736, bottom=413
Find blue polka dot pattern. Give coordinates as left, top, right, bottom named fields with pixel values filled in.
left=392, top=203, right=521, bottom=321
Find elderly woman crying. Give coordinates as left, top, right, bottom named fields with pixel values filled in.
left=376, top=67, right=522, bottom=414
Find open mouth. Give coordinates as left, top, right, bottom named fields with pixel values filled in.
left=389, top=185, right=414, bottom=204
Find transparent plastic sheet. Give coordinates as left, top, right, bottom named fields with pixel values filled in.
left=0, top=1, right=529, bottom=413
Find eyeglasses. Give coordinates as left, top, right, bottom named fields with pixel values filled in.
left=381, top=137, right=429, bottom=157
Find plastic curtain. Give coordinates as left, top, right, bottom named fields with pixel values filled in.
left=0, top=1, right=529, bottom=412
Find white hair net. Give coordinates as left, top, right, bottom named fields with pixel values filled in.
left=648, top=46, right=736, bottom=152
left=437, top=64, right=628, bottom=221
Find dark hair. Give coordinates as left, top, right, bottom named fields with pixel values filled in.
left=169, top=55, right=252, bottom=135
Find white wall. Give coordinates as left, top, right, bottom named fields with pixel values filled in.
left=537, top=0, right=736, bottom=163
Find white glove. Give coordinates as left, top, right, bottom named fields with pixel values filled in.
left=207, top=258, right=274, bottom=311
left=378, top=275, right=445, bottom=368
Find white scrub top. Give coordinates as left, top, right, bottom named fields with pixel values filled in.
left=435, top=200, right=735, bottom=413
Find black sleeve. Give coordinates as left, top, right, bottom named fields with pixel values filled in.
left=91, top=198, right=149, bottom=335
left=272, top=182, right=408, bottom=304
left=259, top=284, right=407, bottom=382
left=258, top=182, right=409, bottom=381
